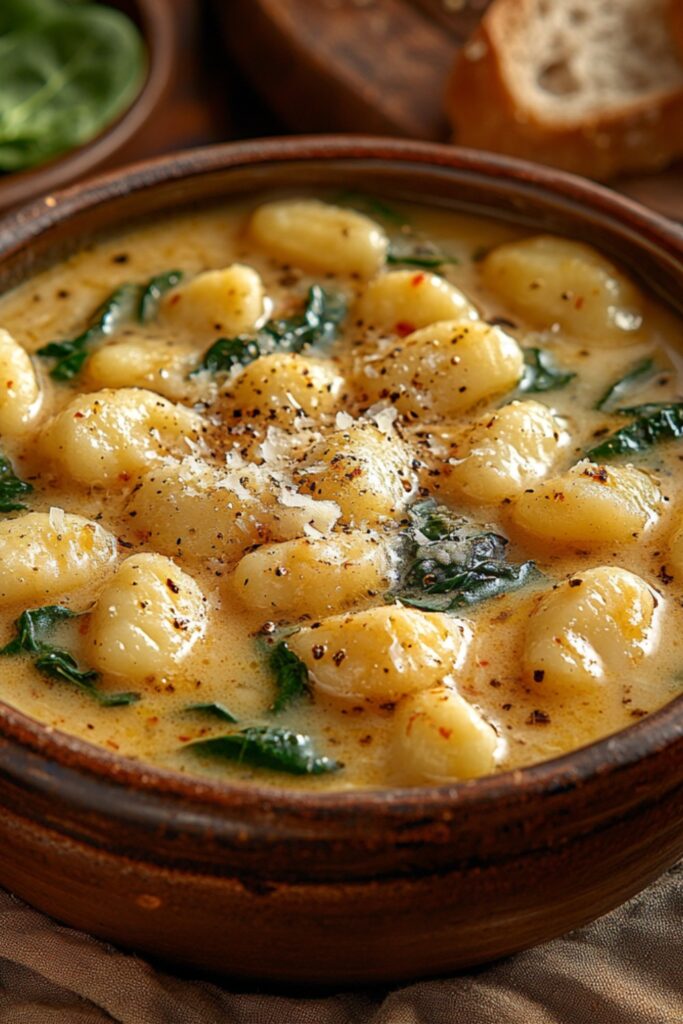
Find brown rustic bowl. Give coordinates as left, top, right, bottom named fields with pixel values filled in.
left=0, top=0, right=177, bottom=214
left=0, top=138, right=681, bottom=986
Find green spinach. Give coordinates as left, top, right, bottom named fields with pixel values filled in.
left=594, top=357, right=655, bottom=411
left=0, top=452, right=32, bottom=513
left=269, top=641, right=309, bottom=713
left=184, top=702, right=238, bottom=723
left=0, top=603, right=139, bottom=706
left=38, top=282, right=140, bottom=380
left=187, top=727, right=341, bottom=776
left=391, top=501, right=540, bottom=612
left=191, top=285, right=346, bottom=376
left=586, top=403, right=683, bottom=460
left=386, top=240, right=459, bottom=269
left=0, top=1, right=145, bottom=172
left=138, top=269, right=183, bottom=323
left=39, top=269, right=184, bottom=380
left=519, top=348, right=575, bottom=393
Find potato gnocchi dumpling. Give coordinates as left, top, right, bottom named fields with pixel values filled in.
left=160, top=265, right=264, bottom=337
left=231, top=532, right=388, bottom=619
left=39, top=388, right=205, bottom=486
left=390, top=685, right=498, bottom=785
left=432, top=400, right=569, bottom=505
left=0, top=510, right=116, bottom=606
left=249, top=199, right=388, bottom=277
left=0, top=328, right=42, bottom=435
left=293, top=422, right=417, bottom=524
left=88, top=554, right=207, bottom=684
left=524, top=567, right=659, bottom=692
left=354, top=269, right=477, bottom=333
left=482, top=236, right=644, bottom=344
left=86, top=337, right=197, bottom=401
left=222, top=353, right=345, bottom=427
left=511, top=460, right=662, bottom=547
left=0, top=192, right=678, bottom=792
left=288, top=606, right=473, bottom=703
left=355, top=320, right=523, bottom=419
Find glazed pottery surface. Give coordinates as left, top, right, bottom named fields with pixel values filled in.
left=0, top=138, right=681, bottom=984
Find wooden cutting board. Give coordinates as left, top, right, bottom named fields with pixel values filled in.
left=217, top=0, right=683, bottom=221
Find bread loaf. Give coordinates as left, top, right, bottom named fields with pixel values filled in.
left=448, top=0, right=683, bottom=181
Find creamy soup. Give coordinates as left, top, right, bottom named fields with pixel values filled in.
left=0, top=193, right=680, bottom=790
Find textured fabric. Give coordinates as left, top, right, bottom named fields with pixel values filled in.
left=0, top=865, right=680, bottom=1023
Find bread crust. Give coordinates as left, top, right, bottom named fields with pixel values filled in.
left=447, top=0, right=683, bottom=181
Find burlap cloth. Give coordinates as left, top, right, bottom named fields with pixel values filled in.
left=0, top=863, right=680, bottom=1023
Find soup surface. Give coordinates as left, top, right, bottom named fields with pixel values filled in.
left=0, top=193, right=681, bottom=790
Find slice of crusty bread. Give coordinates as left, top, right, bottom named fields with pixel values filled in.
left=447, top=0, right=683, bottom=181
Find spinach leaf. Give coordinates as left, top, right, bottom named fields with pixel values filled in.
left=187, top=727, right=341, bottom=776
left=0, top=452, right=32, bottom=513
left=184, top=702, right=238, bottom=723
left=334, top=191, right=408, bottom=227
left=386, top=240, right=459, bottom=269
left=189, top=337, right=261, bottom=377
left=392, top=500, right=540, bottom=612
left=0, top=604, right=75, bottom=655
left=138, top=269, right=183, bottom=323
left=0, top=602, right=139, bottom=706
left=34, top=648, right=138, bottom=706
left=38, top=282, right=140, bottom=380
left=39, top=269, right=184, bottom=380
left=586, top=404, right=683, bottom=460
left=269, top=641, right=309, bottom=713
left=259, top=284, right=346, bottom=353
left=594, top=358, right=655, bottom=411
left=191, top=285, right=346, bottom=377
left=0, top=3, right=145, bottom=172
left=519, top=348, right=575, bottom=393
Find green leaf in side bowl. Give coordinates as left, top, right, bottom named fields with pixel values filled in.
left=0, top=3, right=146, bottom=173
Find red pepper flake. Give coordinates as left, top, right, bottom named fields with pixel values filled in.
left=410, top=272, right=426, bottom=287
left=574, top=295, right=585, bottom=310
left=395, top=320, right=415, bottom=337
left=438, top=726, right=453, bottom=740
left=119, top=471, right=131, bottom=482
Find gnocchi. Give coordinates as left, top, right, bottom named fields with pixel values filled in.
left=354, top=320, right=524, bottom=418
left=524, top=567, right=658, bottom=692
left=231, top=532, right=388, bottom=619
left=0, top=510, right=116, bottom=606
left=510, top=460, right=662, bottom=547
left=293, top=422, right=417, bottom=524
left=160, top=265, right=264, bottom=337
left=390, top=685, right=497, bottom=784
left=482, top=236, right=644, bottom=344
left=0, top=328, right=42, bottom=435
left=354, top=269, right=476, bottom=333
left=88, top=554, right=207, bottom=684
left=288, top=606, right=473, bottom=703
left=39, top=388, right=205, bottom=486
left=430, top=400, right=569, bottom=505
left=249, top=199, right=387, bottom=277
left=222, top=353, right=346, bottom=427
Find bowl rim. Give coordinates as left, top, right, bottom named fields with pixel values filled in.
left=0, top=0, right=177, bottom=213
left=0, top=134, right=681, bottom=819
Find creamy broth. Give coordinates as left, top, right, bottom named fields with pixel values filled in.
left=0, top=194, right=680, bottom=790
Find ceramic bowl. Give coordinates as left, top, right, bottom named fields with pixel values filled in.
left=0, top=138, right=681, bottom=986
left=0, top=0, right=177, bottom=214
